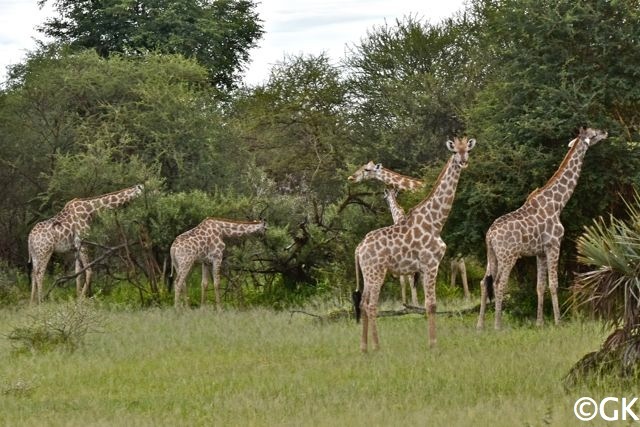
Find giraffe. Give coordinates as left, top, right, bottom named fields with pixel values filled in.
left=27, top=184, right=144, bottom=304
left=348, top=163, right=424, bottom=305
left=348, top=161, right=425, bottom=191
left=353, top=137, right=476, bottom=351
left=450, top=255, right=470, bottom=300
left=382, top=188, right=418, bottom=306
left=170, top=218, right=266, bottom=309
left=477, top=127, right=608, bottom=330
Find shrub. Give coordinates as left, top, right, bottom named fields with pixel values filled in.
left=7, top=300, right=104, bottom=354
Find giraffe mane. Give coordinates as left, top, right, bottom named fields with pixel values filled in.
left=67, top=185, right=141, bottom=203
left=526, top=137, right=580, bottom=202
left=381, top=167, right=425, bottom=186
left=405, top=157, right=453, bottom=217
left=204, top=217, right=263, bottom=225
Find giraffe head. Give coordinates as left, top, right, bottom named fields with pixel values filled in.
left=347, top=161, right=381, bottom=183
left=569, top=127, right=608, bottom=148
left=445, top=137, right=476, bottom=169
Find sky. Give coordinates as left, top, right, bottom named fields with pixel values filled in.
left=0, top=0, right=466, bottom=86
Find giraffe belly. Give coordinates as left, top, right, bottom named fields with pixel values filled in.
left=54, top=238, right=75, bottom=253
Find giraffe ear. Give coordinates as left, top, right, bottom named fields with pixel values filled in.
left=446, top=140, right=456, bottom=152
left=466, top=138, right=476, bottom=151
left=375, top=163, right=382, bottom=170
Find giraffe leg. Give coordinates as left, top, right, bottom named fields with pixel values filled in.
left=460, top=261, right=470, bottom=300
left=477, top=277, right=487, bottom=330
left=399, top=275, right=407, bottom=305
left=494, top=260, right=516, bottom=330
left=31, top=252, right=52, bottom=305
left=368, top=287, right=382, bottom=351
left=200, top=263, right=209, bottom=307
left=545, top=247, right=562, bottom=325
left=535, top=254, right=548, bottom=326
left=450, top=261, right=457, bottom=288
left=409, top=274, right=418, bottom=306
left=422, top=265, right=440, bottom=348
left=174, top=261, right=193, bottom=309
left=360, top=289, right=369, bottom=353
left=78, top=247, right=92, bottom=298
left=212, top=262, right=222, bottom=311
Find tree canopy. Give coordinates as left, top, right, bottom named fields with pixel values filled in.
left=37, top=0, right=263, bottom=91
left=1, top=0, right=639, bottom=310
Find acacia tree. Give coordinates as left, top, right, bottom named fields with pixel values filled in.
left=345, top=15, right=483, bottom=173
left=0, top=47, right=244, bottom=268
left=37, top=0, right=263, bottom=90
left=455, top=0, right=640, bottom=268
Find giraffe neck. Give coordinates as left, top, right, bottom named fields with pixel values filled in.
left=77, top=185, right=143, bottom=214
left=528, top=138, right=588, bottom=212
left=215, top=220, right=264, bottom=238
left=384, top=191, right=406, bottom=224
left=377, top=168, right=423, bottom=191
left=406, top=157, right=461, bottom=232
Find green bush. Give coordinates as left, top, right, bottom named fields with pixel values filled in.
left=7, top=300, right=104, bottom=354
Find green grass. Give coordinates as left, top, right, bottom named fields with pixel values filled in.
left=0, top=303, right=626, bottom=426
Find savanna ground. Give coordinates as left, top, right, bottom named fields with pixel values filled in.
left=0, top=297, right=629, bottom=427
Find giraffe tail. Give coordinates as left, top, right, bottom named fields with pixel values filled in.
left=484, top=236, right=497, bottom=303
left=167, top=251, right=175, bottom=293
left=484, top=275, right=494, bottom=302
left=352, top=250, right=362, bottom=323
left=27, top=256, right=33, bottom=288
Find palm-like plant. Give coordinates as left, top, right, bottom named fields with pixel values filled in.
left=565, top=193, right=640, bottom=386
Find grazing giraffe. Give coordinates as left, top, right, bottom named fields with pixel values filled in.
left=348, top=163, right=424, bottom=305
left=348, top=161, right=425, bottom=191
left=27, top=184, right=144, bottom=304
left=170, top=218, right=266, bottom=309
left=477, top=127, right=607, bottom=330
left=353, top=137, right=476, bottom=351
left=450, top=255, right=470, bottom=300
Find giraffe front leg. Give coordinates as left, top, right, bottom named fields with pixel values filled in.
left=78, top=247, right=92, bottom=298
left=423, top=269, right=438, bottom=348
left=535, top=254, right=548, bottom=327
left=212, top=262, right=222, bottom=311
left=200, top=263, right=209, bottom=307
left=408, top=274, right=418, bottom=306
left=545, top=247, right=562, bottom=325
left=399, top=275, right=407, bottom=305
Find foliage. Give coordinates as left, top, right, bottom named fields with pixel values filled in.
left=457, top=0, right=640, bottom=283
left=566, top=192, right=640, bottom=385
left=2, top=1, right=640, bottom=312
left=7, top=301, right=104, bottom=354
left=345, top=15, right=482, bottom=172
left=37, top=0, right=263, bottom=91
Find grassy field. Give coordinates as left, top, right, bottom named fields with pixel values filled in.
left=0, top=301, right=628, bottom=426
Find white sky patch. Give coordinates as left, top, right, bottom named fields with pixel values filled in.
left=0, top=0, right=465, bottom=86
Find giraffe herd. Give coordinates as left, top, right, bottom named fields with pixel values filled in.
left=26, top=127, right=607, bottom=352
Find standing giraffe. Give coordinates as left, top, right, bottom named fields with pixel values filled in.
left=450, top=255, right=470, bottom=300
left=27, top=184, right=144, bottom=304
left=348, top=163, right=424, bottom=305
left=477, top=127, right=607, bottom=330
left=170, top=218, right=266, bottom=309
left=348, top=161, right=425, bottom=190
left=353, top=137, right=476, bottom=351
